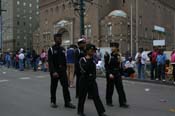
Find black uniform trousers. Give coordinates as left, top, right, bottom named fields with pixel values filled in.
left=106, top=73, right=127, bottom=105
left=75, top=71, right=81, bottom=98
left=173, top=64, right=175, bottom=81
left=78, top=78, right=105, bottom=115
left=76, top=71, right=93, bottom=98
left=50, top=72, right=71, bottom=104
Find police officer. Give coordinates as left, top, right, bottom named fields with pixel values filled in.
left=75, top=38, right=86, bottom=98
left=48, top=33, right=76, bottom=109
left=78, top=44, right=107, bottom=116
left=105, top=42, right=129, bottom=108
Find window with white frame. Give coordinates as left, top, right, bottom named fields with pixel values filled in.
left=87, top=25, right=92, bottom=37
left=84, top=24, right=92, bottom=38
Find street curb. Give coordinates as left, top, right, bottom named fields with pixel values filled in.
left=123, top=78, right=175, bottom=87
left=97, top=75, right=175, bottom=87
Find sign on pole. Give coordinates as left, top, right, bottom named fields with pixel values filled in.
left=154, top=25, right=165, bottom=32
left=153, top=40, right=165, bottom=46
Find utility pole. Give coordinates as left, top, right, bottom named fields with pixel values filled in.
left=80, top=0, right=85, bottom=37
left=71, top=0, right=94, bottom=37
left=0, top=0, right=2, bottom=52
left=136, top=0, right=139, bottom=51
left=130, top=0, right=133, bottom=57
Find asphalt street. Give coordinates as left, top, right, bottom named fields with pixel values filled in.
left=0, top=67, right=175, bottom=116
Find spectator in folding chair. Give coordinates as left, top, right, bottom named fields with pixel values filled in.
left=124, top=57, right=135, bottom=79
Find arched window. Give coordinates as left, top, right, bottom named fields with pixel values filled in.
left=107, top=22, right=112, bottom=36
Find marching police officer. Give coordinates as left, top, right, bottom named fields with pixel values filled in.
left=78, top=44, right=107, bottom=116
left=105, top=42, right=129, bottom=108
left=75, top=38, right=86, bottom=98
left=48, top=33, right=76, bottom=109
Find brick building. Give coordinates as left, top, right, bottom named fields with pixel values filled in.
left=37, top=0, right=175, bottom=54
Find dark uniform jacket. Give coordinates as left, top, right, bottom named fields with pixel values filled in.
left=75, top=48, right=85, bottom=73
left=48, top=45, right=67, bottom=73
left=79, top=57, right=96, bottom=82
left=108, top=52, right=122, bottom=76
left=104, top=53, right=110, bottom=72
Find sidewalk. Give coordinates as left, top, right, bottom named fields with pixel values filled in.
left=97, top=64, right=175, bottom=86
left=2, top=65, right=175, bottom=86
left=97, top=72, right=175, bottom=86
left=123, top=77, right=175, bottom=86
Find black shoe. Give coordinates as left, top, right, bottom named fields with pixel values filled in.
left=65, top=103, right=76, bottom=109
left=99, top=113, right=108, bottom=116
left=50, top=102, right=58, bottom=108
left=120, top=104, right=129, bottom=108
left=78, top=113, right=86, bottom=116
left=106, top=103, right=114, bottom=107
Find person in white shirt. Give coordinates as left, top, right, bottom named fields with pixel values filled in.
left=19, top=50, right=25, bottom=71
left=135, top=48, right=147, bottom=79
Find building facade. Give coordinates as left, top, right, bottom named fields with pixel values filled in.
left=1, top=0, right=14, bottom=52
left=2, top=0, right=40, bottom=52
left=37, top=0, right=175, bottom=54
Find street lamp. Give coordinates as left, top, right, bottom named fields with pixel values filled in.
left=70, top=0, right=93, bottom=37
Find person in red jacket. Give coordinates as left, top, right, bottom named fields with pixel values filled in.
left=148, top=47, right=158, bottom=80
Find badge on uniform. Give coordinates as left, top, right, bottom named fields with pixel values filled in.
left=54, top=50, right=57, bottom=54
